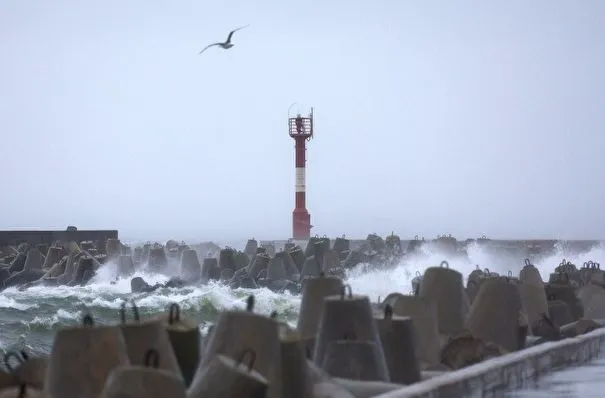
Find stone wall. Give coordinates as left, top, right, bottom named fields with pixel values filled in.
left=0, top=230, right=119, bottom=247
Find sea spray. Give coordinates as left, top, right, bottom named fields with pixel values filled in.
left=1, top=242, right=602, bottom=357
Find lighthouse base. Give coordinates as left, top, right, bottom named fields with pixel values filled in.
left=292, top=208, right=312, bottom=240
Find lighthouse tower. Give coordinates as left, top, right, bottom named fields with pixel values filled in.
left=288, top=108, right=314, bottom=240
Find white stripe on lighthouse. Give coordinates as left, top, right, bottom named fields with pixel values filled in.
left=295, top=167, right=306, bottom=192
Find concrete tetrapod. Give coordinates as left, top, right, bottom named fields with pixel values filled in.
left=41, top=247, right=62, bottom=270
left=389, top=295, right=441, bottom=369
left=279, top=328, right=312, bottom=398
left=465, top=277, right=524, bottom=352
left=548, top=270, right=577, bottom=286
left=545, top=282, right=584, bottom=321
left=141, top=244, right=151, bottom=260
left=341, top=250, right=363, bottom=270
left=297, top=274, right=344, bottom=347
left=306, top=360, right=356, bottom=398
left=313, top=241, right=328, bottom=270
left=337, top=249, right=351, bottom=262
left=168, top=247, right=180, bottom=263
left=588, top=269, right=605, bottom=286
left=67, top=256, right=95, bottom=286
left=44, top=314, right=130, bottom=398
left=0, top=268, right=11, bottom=290
left=198, top=295, right=282, bottom=398
left=312, top=285, right=390, bottom=382
left=300, top=256, right=321, bottom=280
left=231, top=267, right=259, bottom=289
left=118, top=300, right=182, bottom=378
left=332, top=236, right=350, bottom=254
left=517, top=282, right=549, bottom=331
left=201, top=257, right=219, bottom=282
left=244, top=238, right=258, bottom=259
left=467, top=265, right=485, bottom=286
left=188, top=350, right=268, bottom=398
left=179, top=249, right=201, bottom=283
left=3, top=351, right=47, bottom=390
left=384, top=232, right=403, bottom=255
left=547, top=300, right=574, bottom=326
left=156, top=303, right=200, bottom=388
left=43, top=255, right=66, bottom=278
left=322, top=249, right=344, bottom=278
left=101, top=349, right=186, bottom=398
left=304, top=236, right=322, bottom=259
left=374, top=305, right=421, bottom=385
left=36, top=243, right=49, bottom=256
left=146, top=247, right=168, bottom=273
left=276, top=250, right=300, bottom=281
left=410, top=272, right=423, bottom=296
left=289, top=247, right=305, bottom=273
left=579, top=283, right=605, bottom=319
left=519, top=258, right=544, bottom=285
left=0, top=385, right=46, bottom=398
left=466, top=269, right=496, bottom=304
left=220, top=268, right=235, bottom=282
left=117, top=255, right=135, bottom=278
left=381, top=293, right=406, bottom=309
left=105, top=238, right=122, bottom=259
left=246, top=250, right=258, bottom=268
left=321, top=339, right=389, bottom=381
left=4, top=248, right=45, bottom=288
left=248, top=253, right=271, bottom=279
left=5, top=252, right=25, bottom=274
left=418, top=262, right=470, bottom=336
left=234, top=251, right=251, bottom=270
left=579, top=262, right=596, bottom=285
left=266, top=256, right=287, bottom=281
left=133, top=247, right=143, bottom=264
left=262, top=243, right=277, bottom=258
left=0, top=359, right=17, bottom=390
left=321, top=249, right=339, bottom=270
left=55, top=253, right=79, bottom=285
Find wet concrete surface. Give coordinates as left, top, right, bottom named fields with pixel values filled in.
left=506, top=356, right=605, bottom=397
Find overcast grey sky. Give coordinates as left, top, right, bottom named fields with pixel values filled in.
left=1, top=0, right=604, bottom=241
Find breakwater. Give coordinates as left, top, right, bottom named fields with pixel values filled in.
left=1, top=235, right=604, bottom=397
left=0, top=229, right=118, bottom=247
left=377, top=326, right=605, bottom=397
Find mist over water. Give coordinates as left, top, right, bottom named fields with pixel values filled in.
left=1, top=241, right=603, bottom=357
left=347, top=241, right=605, bottom=299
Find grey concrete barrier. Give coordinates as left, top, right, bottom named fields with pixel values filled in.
left=375, top=327, right=605, bottom=398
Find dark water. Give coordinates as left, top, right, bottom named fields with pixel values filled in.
left=0, top=271, right=300, bottom=356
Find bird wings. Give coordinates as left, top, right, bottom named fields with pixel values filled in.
left=198, top=24, right=250, bottom=55
left=198, top=42, right=222, bottom=54
left=226, top=24, right=250, bottom=43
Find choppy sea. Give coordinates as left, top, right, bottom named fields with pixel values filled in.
left=1, top=241, right=604, bottom=396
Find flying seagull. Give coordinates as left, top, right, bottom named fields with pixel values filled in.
left=198, top=25, right=250, bottom=55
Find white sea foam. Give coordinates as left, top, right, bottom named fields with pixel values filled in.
left=1, top=241, right=603, bottom=314
left=347, top=241, right=604, bottom=299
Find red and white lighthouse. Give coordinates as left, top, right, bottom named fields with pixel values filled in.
left=288, top=108, right=314, bottom=240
